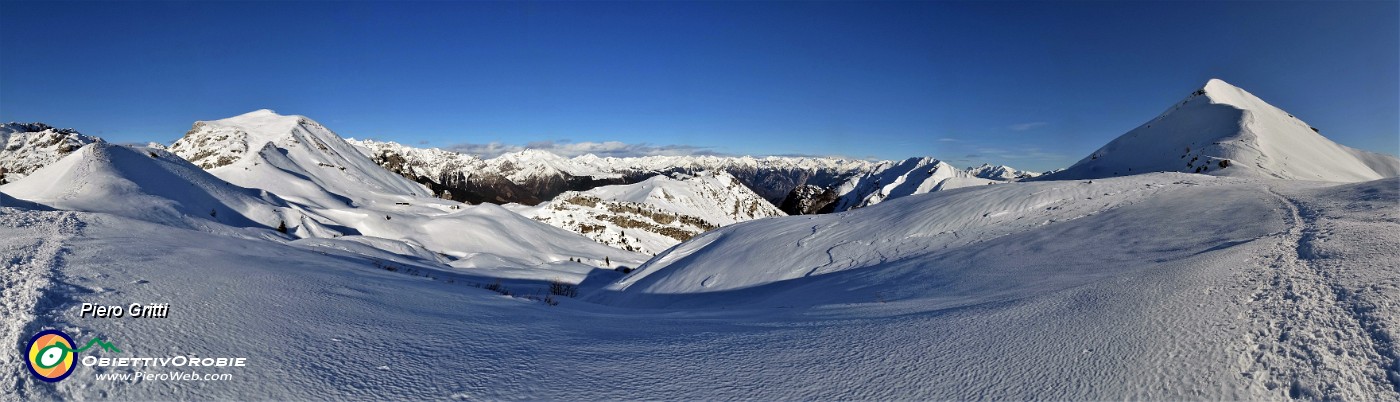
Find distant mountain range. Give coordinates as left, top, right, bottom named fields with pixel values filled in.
left=349, top=138, right=1038, bottom=215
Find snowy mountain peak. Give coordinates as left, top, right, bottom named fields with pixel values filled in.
left=170, top=110, right=428, bottom=205
left=1042, top=80, right=1399, bottom=182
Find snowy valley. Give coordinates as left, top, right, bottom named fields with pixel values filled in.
left=2, top=79, right=1398, bottom=400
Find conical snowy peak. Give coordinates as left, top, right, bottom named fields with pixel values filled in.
left=1043, top=79, right=1398, bottom=182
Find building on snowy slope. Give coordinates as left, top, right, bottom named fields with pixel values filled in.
left=1040, top=79, right=1399, bottom=182
left=0, top=122, right=103, bottom=184
left=517, top=171, right=786, bottom=255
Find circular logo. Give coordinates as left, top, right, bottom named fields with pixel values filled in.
left=25, top=330, right=76, bottom=382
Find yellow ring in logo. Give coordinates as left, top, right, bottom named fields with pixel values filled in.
left=26, top=330, right=76, bottom=382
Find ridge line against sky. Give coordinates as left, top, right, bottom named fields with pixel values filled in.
left=2, top=1, right=1396, bottom=172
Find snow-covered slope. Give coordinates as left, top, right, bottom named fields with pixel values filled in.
left=0, top=122, right=102, bottom=183
left=1045, top=79, right=1399, bottom=181
left=587, top=170, right=1400, bottom=401
left=0, top=142, right=316, bottom=234
left=519, top=171, right=786, bottom=255
left=9, top=175, right=1390, bottom=400
left=592, top=173, right=1219, bottom=307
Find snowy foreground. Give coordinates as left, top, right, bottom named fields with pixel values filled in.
left=3, top=174, right=1397, bottom=400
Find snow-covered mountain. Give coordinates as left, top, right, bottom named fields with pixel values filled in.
left=1044, top=79, right=1400, bottom=181
left=516, top=171, right=785, bottom=255
left=0, top=122, right=102, bottom=184
left=169, top=110, right=430, bottom=208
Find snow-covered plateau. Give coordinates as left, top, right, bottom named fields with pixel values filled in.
left=1, top=79, right=1397, bottom=400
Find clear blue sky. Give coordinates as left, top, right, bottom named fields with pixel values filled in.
left=2, top=1, right=1396, bottom=171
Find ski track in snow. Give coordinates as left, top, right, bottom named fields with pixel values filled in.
left=1237, top=186, right=1400, bottom=399
left=0, top=209, right=80, bottom=400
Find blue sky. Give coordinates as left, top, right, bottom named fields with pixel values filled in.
left=2, top=1, right=1396, bottom=171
